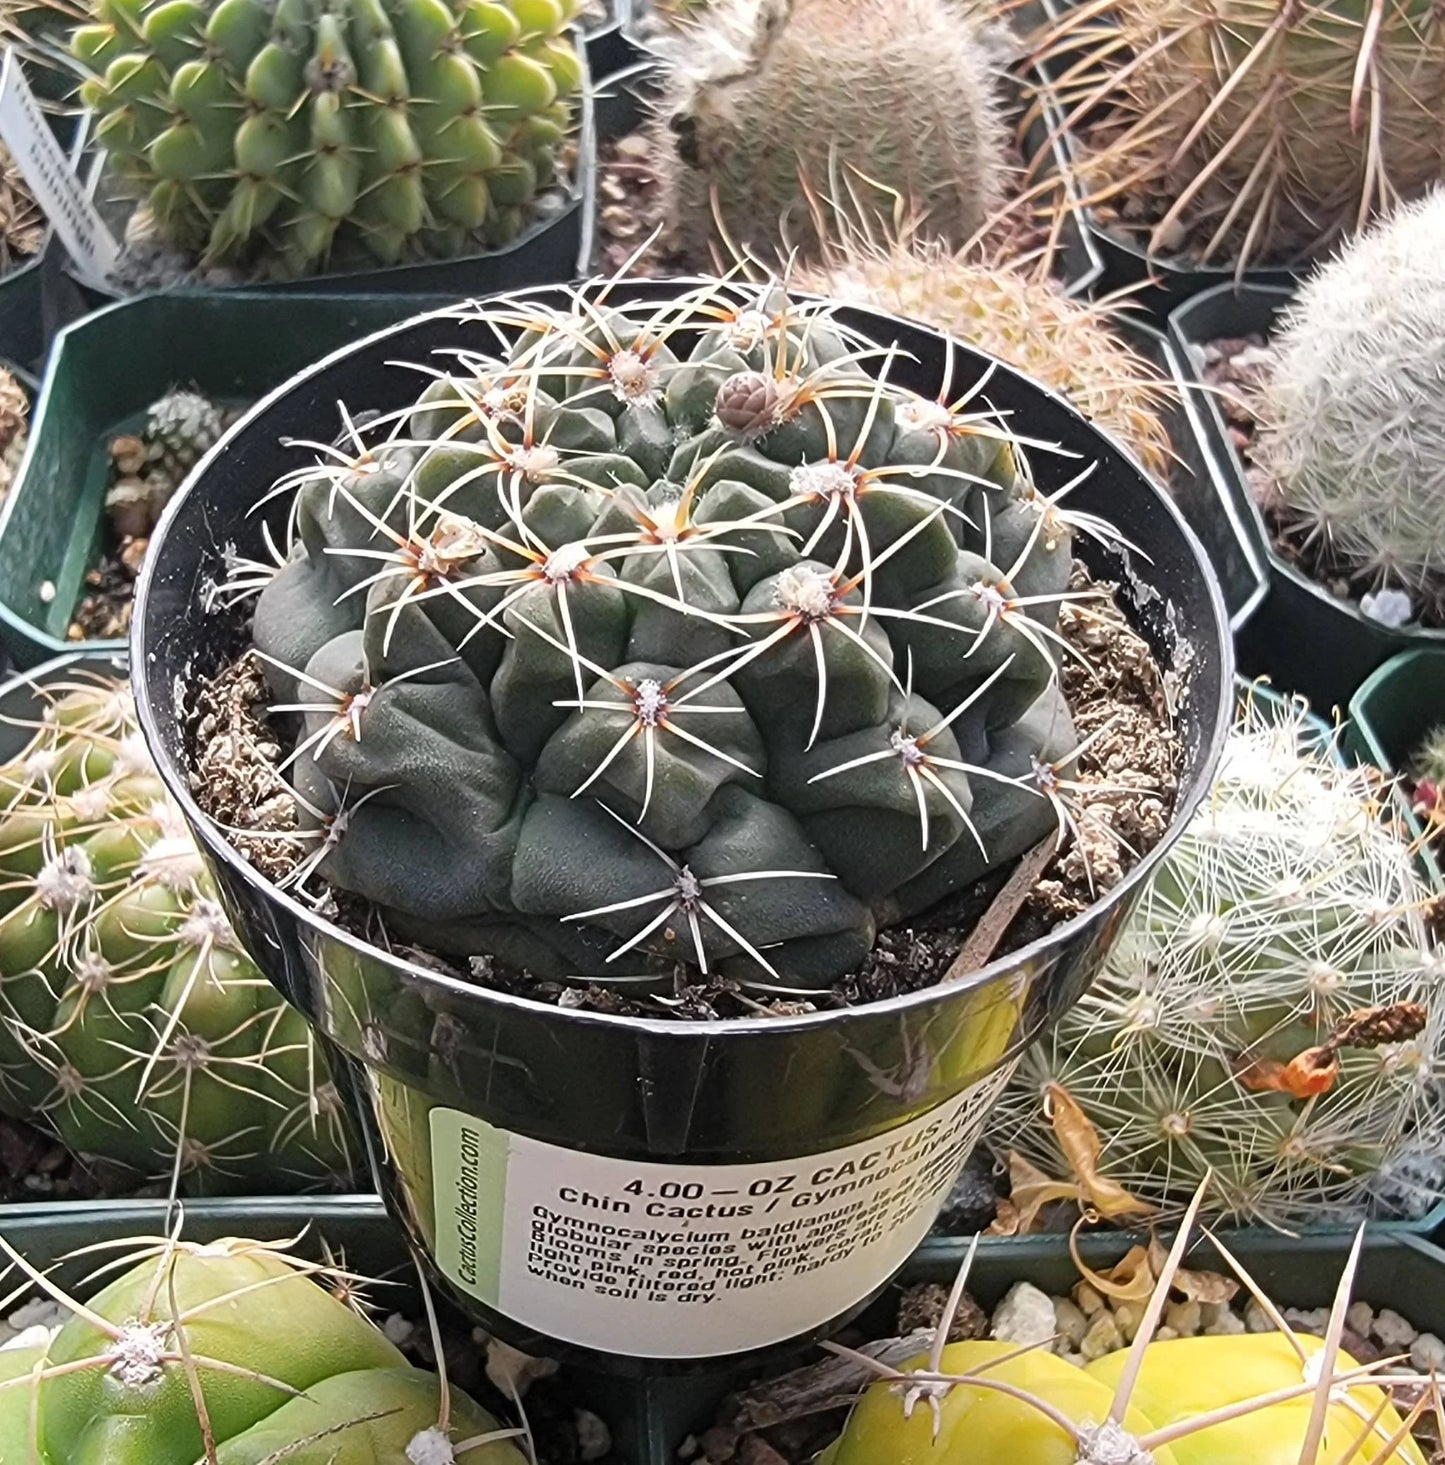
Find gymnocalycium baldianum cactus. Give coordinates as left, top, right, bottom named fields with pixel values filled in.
left=1255, top=189, right=1445, bottom=606
left=243, top=275, right=1121, bottom=992
left=0, top=669, right=352, bottom=1195
left=0, top=1231, right=528, bottom=1463
left=71, top=0, right=584, bottom=277
left=987, top=692, right=1445, bottom=1230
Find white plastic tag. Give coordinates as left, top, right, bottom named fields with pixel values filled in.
left=0, top=52, right=119, bottom=278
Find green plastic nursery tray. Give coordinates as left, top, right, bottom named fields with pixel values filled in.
left=0, top=113, right=86, bottom=375
left=4, top=1196, right=1440, bottom=1464
left=0, top=291, right=459, bottom=668
left=1346, top=648, right=1445, bottom=892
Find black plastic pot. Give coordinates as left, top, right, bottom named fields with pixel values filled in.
left=65, top=45, right=595, bottom=306
left=1168, top=283, right=1445, bottom=717
left=0, top=289, right=458, bottom=669
left=1346, top=649, right=1445, bottom=893
left=584, top=0, right=640, bottom=80
left=0, top=113, right=88, bottom=374
left=131, top=281, right=1232, bottom=1374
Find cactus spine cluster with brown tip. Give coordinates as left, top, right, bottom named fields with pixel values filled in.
left=653, top=0, right=1011, bottom=265
left=1035, top=0, right=1445, bottom=267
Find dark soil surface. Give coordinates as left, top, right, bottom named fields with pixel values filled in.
left=1197, top=333, right=1445, bottom=629
left=189, top=567, right=1182, bottom=1021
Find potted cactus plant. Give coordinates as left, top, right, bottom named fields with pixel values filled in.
left=1166, top=190, right=1445, bottom=715
left=55, top=0, right=592, bottom=300
left=1026, top=0, right=1445, bottom=314
left=128, top=273, right=1230, bottom=1370
left=0, top=650, right=357, bottom=1199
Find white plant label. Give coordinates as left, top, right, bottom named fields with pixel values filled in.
left=430, top=1059, right=1016, bottom=1357
left=0, top=53, right=120, bottom=277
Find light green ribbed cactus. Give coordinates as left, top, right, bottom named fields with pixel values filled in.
left=987, top=695, right=1445, bottom=1229
left=242, top=277, right=1109, bottom=991
left=0, top=671, right=352, bottom=1195
left=0, top=1233, right=527, bottom=1464
left=71, top=0, right=584, bottom=276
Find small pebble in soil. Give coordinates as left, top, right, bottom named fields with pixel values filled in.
left=991, top=1281, right=1057, bottom=1348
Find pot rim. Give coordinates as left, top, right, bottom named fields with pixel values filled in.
left=132, top=279, right=1235, bottom=1039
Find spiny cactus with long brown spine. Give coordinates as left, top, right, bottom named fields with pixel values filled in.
left=70, top=0, right=584, bottom=277
left=987, top=694, right=1444, bottom=1230
left=1254, top=189, right=1445, bottom=605
left=793, top=226, right=1173, bottom=478
left=0, top=1231, right=528, bottom=1463
left=230, top=274, right=1141, bottom=992
left=1034, top=0, right=1445, bottom=268
left=0, top=669, right=353, bottom=1195
left=652, top=0, right=1012, bottom=265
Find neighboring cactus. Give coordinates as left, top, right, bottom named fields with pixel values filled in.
left=652, top=0, right=1011, bottom=264
left=822, top=1188, right=1430, bottom=1462
left=0, top=670, right=353, bottom=1195
left=71, top=0, right=584, bottom=278
left=240, top=277, right=1121, bottom=990
left=1414, top=724, right=1445, bottom=788
left=794, top=232, right=1173, bottom=477
left=0, top=141, right=43, bottom=274
left=986, top=695, right=1444, bottom=1230
left=1253, top=190, right=1445, bottom=603
left=0, top=366, right=27, bottom=502
left=107, top=386, right=233, bottom=539
left=1035, top=0, right=1445, bottom=266
left=0, top=1233, right=528, bottom=1463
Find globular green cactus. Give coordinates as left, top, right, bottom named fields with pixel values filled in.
left=987, top=695, right=1445, bottom=1229
left=0, top=671, right=352, bottom=1195
left=794, top=230, right=1173, bottom=478
left=1036, top=0, right=1445, bottom=266
left=71, top=0, right=584, bottom=277
left=0, top=1233, right=527, bottom=1464
left=243, top=278, right=1109, bottom=990
left=1254, top=190, right=1445, bottom=603
left=652, top=0, right=1010, bottom=264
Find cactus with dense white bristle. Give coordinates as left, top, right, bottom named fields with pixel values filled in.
left=1254, top=190, right=1445, bottom=602
left=652, top=0, right=1011, bottom=264
left=0, top=671, right=353, bottom=1195
left=986, top=695, right=1445, bottom=1229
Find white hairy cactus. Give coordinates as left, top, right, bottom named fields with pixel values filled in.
left=1256, top=190, right=1445, bottom=600
left=987, top=695, right=1445, bottom=1229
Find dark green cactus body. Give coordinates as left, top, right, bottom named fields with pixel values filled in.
left=251, top=284, right=1084, bottom=989
left=0, top=679, right=351, bottom=1193
left=72, top=0, right=583, bottom=275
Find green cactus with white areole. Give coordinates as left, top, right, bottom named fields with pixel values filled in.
left=0, top=671, right=352, bottom=1194
left=71, top=0, right=584, bottom=276
left=987, top=695, right=1445, bottom=1229
left=242, top=279, right=1112, bottom=991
